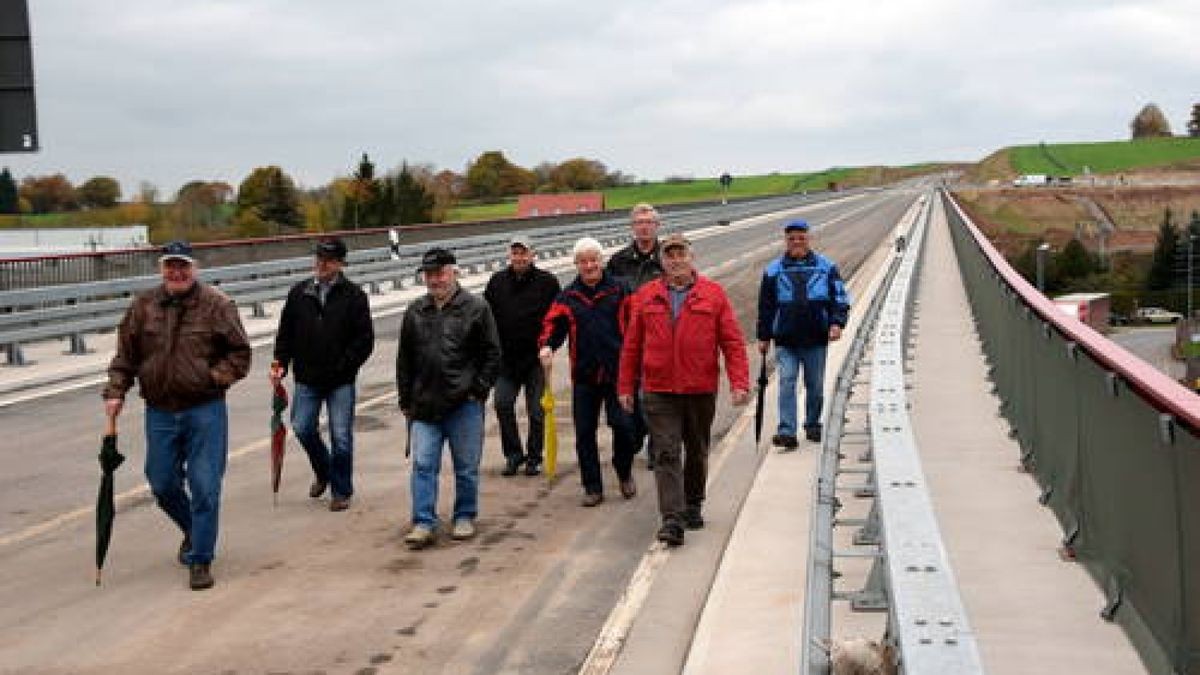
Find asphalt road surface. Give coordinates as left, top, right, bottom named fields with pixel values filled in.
left=0, top=187, right=920, bottom=674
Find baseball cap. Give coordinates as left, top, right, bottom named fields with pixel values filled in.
left=509, top=235, right=534, bottom=250
left=159, top=240, right=195, bottom=265
left=661, top=232, right=691, bottom=252
left=314, top=237, right=348, bottom=260
left=784, top=219, right=810, bottom=233
left=418, top=247, right=457, bottom=271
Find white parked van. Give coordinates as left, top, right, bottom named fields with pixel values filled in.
left=1013, top=174, right=1049, bottom=187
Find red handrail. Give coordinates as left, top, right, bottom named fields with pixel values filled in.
left=944, top=191, right=1200, bottom=431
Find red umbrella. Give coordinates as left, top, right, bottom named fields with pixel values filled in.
left=270, top=381, right=289, bottom=506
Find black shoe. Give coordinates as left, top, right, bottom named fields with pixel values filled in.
left=189, top=563, right=214, bottom=591
left=646, top=450, right=656, bottom=472
left=683, top=506, right=705, bottom=530
left=773, top=434, right=799, bottom=450
left=178, top=535, right=191, bottom=566
left=309, top=478, right=328, bottom=499
left=657, top=521, right=685, bottom=547
left=804, top=426, right=823, bottom=443
left=501, top=456, right=524, bottom=476
left=523, top=460, right=542, bottom=476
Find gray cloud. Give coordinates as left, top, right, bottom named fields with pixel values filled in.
left=5, top=0, right=1199, bottom=195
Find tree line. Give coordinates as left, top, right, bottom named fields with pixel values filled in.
left=0, top=151, right=638, bottom=240
left=1130, top=101, right=1200, bottom=139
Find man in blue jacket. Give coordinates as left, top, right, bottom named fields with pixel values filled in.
left=756, top=220, right=850, bottom=449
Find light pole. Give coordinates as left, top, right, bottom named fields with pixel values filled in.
left=1035, top=243, right=1051, bottom=293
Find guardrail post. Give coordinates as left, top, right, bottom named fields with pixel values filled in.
left=251, top=302, right=268, bottom=319
left=66, top=333, right=89, bottom=355
left=5, top=343, right=26, bottom=366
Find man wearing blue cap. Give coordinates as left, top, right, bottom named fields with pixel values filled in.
left=756, top=220, right=850, bottom=449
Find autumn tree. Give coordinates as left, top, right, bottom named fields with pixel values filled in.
left=341, top=153, right=381, bottom=229
left=465, top=151, right=536, bottom=201
left=236, top=166, right=302, bottom=234
left=549, top=158, right=608, bottom=191
left=1131, top=103, right=1173, bottom=139
left=20, top=173, right=78, bottom=213
left=173, top=181, right=232, bottom=230
left=0, top=168, right=17, bottom=214
left=78, top=176, right=121, bottom=209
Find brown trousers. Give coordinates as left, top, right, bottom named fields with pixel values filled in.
left=642, top=392, right=717, bottom=524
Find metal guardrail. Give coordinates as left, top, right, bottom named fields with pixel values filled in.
left=944, top=188, right=1200, bottom=674
left=802, top=193, right=984, bottom=674
left=0, top=190, right=844, bottom=290
left=0, top=192, right=841, bottom=365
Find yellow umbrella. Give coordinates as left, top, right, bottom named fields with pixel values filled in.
left=541, top=362, right=558, bottom=481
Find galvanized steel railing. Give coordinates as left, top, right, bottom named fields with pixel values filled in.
left=943, top=188, right=1200, bottom=674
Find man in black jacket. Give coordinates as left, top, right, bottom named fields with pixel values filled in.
left=271, top=238, right=375, bottom=511
left=484, top=237, right=562, bottom=476
left=397, top=247, right=502, bottom=549
left=606, top=203, right=665, bottom=468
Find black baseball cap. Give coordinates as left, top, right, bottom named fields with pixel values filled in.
left=419, top=247, right=456, bottom=271
left=314, top=237, right=348, bottom=260
left=159, top=240, right=195, bottom=264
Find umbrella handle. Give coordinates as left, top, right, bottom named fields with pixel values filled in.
left=104, top=412, right=117, bottom=437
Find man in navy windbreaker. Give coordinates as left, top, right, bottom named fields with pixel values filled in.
left=756, top=219, right=851, bottom=449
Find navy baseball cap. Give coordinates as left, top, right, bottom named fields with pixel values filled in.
left=784, top=219, right=810, bottom=233
left=159, top=240, right=195, bottom=264
left=314, top=237, right=348, bottom=260
left=419, top=247, right=457, bottom=271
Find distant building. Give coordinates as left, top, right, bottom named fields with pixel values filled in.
left=517, top=192, right=604, bottom=218
left=0, top=225, right=149, bottom=258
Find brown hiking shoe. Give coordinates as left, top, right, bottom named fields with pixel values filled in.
left=619, top=478, right=637, bottom=499
left=404, top=525, right=436, bottom=549
left=329, top=497, right=351, bottom=512
left=580, top=493, right=604, bottom=507
left=189, top=563, right=214, bottom=590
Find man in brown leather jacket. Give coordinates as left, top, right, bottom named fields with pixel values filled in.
left=103, top=241, right=251, bottom=590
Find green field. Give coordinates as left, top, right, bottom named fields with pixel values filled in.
left=1008, top=137, right=1200, bottom=175
left=447, top=169, right=859, bottom=222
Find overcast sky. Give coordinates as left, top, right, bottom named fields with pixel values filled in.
left=4, top=0, right=1198, bottom=196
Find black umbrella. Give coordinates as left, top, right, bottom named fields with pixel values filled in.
left=95, top=413, right=125, bottom=586
left=754, top=353, right=770, bottom=447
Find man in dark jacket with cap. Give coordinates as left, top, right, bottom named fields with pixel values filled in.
left=271, top=237, right=375, bottom=511
left=397, top=247, right=502, bottom=549
left=483, top=236, right=561, bottom=476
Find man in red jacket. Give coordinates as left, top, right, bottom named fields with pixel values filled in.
left=619, top=233, right=750, bottom=546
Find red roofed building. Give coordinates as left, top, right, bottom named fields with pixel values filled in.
left=517, top=192, right=605, bottom=218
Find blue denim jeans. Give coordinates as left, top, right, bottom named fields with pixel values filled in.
left=572, top=381, right=635, bottom=495
left=775, top=345, right=828, bottom=436
left=493, top=364, right=544, bottom=464
left=292, top=382, right=357, bottom=499
left=409, top=399, right=484, bottom=528
left=144, top=398, right=229, bottom=565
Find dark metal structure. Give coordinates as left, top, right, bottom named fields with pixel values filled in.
left=0, top=0, right=38, bottom=153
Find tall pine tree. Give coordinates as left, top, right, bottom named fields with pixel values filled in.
left=0, top=168, right=18, bottom=214
left=1146, top=209, right=1179, bottom=291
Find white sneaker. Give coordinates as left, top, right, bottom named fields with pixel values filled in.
left=451, top=519, right=476, bottom=540
left=404, top=524, right=435, bottom=549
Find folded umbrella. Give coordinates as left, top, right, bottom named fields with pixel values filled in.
left=754, top=353, right=769, bottom=447
left=541, top=362, right=558, bottom=481
left=95, top=412, right=125, bottom=586
left=270, top=380, right=289, bottom=506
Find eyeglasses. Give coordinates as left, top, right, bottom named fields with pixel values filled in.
left=633, top=219, right=658, bottom=226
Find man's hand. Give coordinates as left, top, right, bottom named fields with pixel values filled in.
left=731, top=389, right=750, bottom=406
left=539, top=346, right=554, bottom=368
left=269, top=360, right=285, bottom=386
left=104, top=398, right=123, bottom=419
left=619, top=394, right=635, bottom=414
left=828, top=325, right=843, bottom=342
left=757, top=340, right=771, bottom=355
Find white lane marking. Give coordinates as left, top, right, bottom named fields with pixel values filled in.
left=0, top=390, right=397, bottom=550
